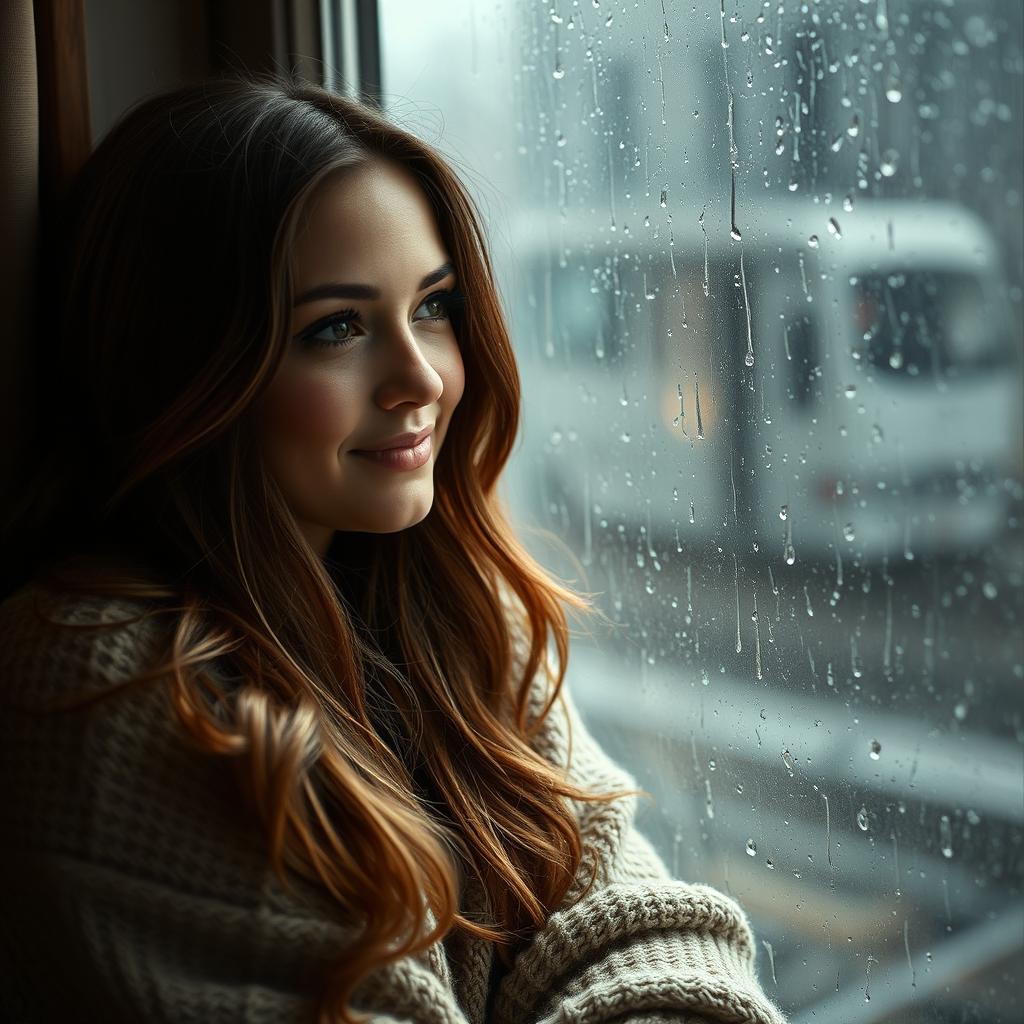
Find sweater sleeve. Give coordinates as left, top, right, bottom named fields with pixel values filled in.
left=489, top=664, right=787, bottom=1024
left=0, top=587, right=470, bottom=1024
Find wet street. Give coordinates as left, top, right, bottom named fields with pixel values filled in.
left=526, top=520, right=1023, bottom=1023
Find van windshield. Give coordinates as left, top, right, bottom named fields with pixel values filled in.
left=852, top=269, right=1012, bottom=380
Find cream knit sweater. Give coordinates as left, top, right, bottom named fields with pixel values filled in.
left=0, top=580, right=786, bottom=1024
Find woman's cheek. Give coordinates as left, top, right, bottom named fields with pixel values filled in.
left=440, top=342, right=466, bottom=414
left=261, top=365, right=355, bottom=445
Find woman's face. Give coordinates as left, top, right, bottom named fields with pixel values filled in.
left=255, top=159, right=465, bottom=557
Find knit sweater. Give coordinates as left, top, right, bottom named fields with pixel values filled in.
left=0, top=579, right=787, bottom=1024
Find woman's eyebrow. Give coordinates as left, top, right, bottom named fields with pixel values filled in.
left=293, top=262, right=456, bottom=306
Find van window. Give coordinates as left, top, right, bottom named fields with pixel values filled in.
left=854, top=270, right=1011, bottom=379
left=516, top=255, right=622, bottom=365
left=785, top=314, right=818, bottom=407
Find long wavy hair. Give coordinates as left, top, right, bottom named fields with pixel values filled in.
left=1, top=77, right=640, bottom=1022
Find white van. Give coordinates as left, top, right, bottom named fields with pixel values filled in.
left=503, top=198, right=1021, bottom=564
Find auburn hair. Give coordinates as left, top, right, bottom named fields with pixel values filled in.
left=2, top=76, right=642, bottom=1021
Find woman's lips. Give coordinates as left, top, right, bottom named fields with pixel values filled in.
left=351, top=433, right=433, bottom=471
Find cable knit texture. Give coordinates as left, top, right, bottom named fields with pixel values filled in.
left=0, top=580, right=787, bottom=1024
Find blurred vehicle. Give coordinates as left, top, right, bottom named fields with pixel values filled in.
left=508, top=199, right=1021, bottom=564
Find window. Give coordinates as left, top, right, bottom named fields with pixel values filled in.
left=855, top=269, right=1012, bottom=379
left=378, top=2, right=1023, bottom=1020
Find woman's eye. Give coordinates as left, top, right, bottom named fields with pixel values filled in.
left=298, top=288, right=464, bottom=350
left=300, top=308, right=361, bottom=348
left=416, top=289, right=463, bottom=322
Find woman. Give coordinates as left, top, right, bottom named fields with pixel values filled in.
left=0, top=77, right=786, bottom=1024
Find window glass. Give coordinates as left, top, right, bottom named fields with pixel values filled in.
left=378, top=2, right=1024, bottom=1020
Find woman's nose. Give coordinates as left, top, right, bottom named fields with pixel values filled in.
left=371, top=322, right=445, bottom=409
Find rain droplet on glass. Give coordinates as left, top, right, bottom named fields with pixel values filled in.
left=880, top=149, right=899, bottom=177
left=939, top=814, right=953, bottom=858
